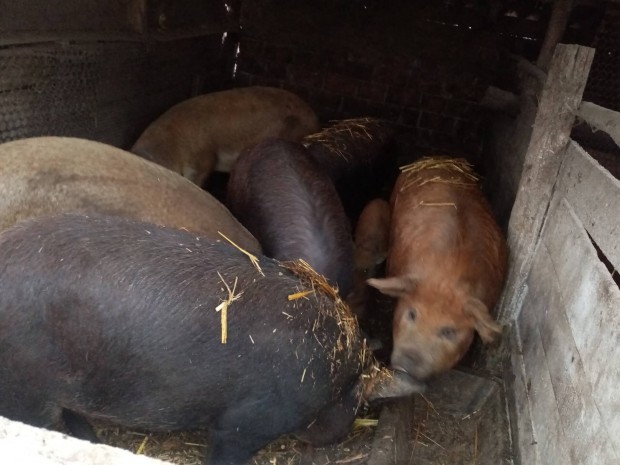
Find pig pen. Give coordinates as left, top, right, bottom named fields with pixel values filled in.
left=0, top=1, right=618, bottom=465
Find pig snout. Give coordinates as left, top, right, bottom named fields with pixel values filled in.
left=388, top=294, right=477, bottom=381
left=362, top=365, right=426, bottom=403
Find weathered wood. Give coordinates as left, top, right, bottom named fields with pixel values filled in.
left=536, top=0, right=574, bottom=72
left=556, top=141, right=620, bottom=270
left=542, top=198, right=620, bottom=458
left=498, top=44, right=595, bottom=321
left=537, top=223, right=616, bottom=463
left=517, top=253, right=573, bottom=465
left=577, top=101, right=620, bottom=149
left=513, top=53, right=547, bottom=89
left=508, top=325, right=540, bottom=465
left=366, top=396, right=415, bottom=465
left=511, top=181, right=620, bottom=465
left=479, top=86, right=519, bottom=116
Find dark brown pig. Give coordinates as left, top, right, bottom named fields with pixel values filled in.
left=303, top=117, right=398, bottom=222
left=346, top=198, right=391, bottom=319
left=131, top=86, right=320, bottom=186
left=0, top=136, right=260, bottom=254
left=227, top=139, right=354, bottom=296
left=0, top=213, right=423, bottom=465
left=368, top=157, right=508, bottom=381
left=303, top=117, right=396, bottom=182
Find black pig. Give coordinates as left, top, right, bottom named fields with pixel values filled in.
left=227, top=139, right=354, bottom=296
left=0, top=214, right=421, bottom=465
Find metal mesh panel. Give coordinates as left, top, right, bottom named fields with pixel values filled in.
left=0, top=45, right=97, bottom=142
left=0, top=35, right=231, bottom=148
left=583, top=6, right=620, bottom=112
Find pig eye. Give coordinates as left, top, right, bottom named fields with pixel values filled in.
left=439, top=326, right=457, bottom=340
left=406, top=309, right=417, bottom=322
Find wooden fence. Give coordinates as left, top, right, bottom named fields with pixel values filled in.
left=504, top=44, right=619, bottom=465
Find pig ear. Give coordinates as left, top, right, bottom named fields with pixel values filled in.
left=465, top=298, right=502, bottom=343
left=366, top=276, right=414, bottom=297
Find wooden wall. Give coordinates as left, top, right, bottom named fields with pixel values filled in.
left=510, top=141, right=620, bottom=464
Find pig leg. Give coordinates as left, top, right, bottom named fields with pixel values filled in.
left=1, top=396, right=64, bottom=432
left=296, top=384, right=358, bottom=446
left=61, top=409, right=99, bottom=442
left=207, top=401, right=299, bottom=465
left=207, top=429, right=277, bottom=465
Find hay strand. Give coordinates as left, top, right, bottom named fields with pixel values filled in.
left=419, top=201, right=457, bottom=209
left=303, top=117, right=383, bottom=160
left=399, top=156, right=479, bottom=193
left=280, top=259, right=359, bottom=357
left=136, top=435, right=149, bottom=455
left=353, top=418, right=379, bottom=428
left=216, top=272, right=242, bottom=344
left=218, top=231, right=264, bottom=276
left=287, top=290, right=315, bottom=301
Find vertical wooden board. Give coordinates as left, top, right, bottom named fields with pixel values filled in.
left=557, top=141, right=620, bottom=269
left=500, top=44, right=595, bottom=321
left=542, top=198, right=620, bottom=457
left=509, top=325, right=540, bottom=465
left=517, top=281, right=574, bottom=465
left=531, top=241, right=617, bottom=464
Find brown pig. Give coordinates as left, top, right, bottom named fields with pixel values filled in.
left=346, top=198, right=391, bottom=319
left=131, top=86, right=320, bottom=186
left=0, top=136, right=261, bottom=254
left=367, top=157, right=508, bottom=381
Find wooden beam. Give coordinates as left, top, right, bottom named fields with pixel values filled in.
left=480, top=86, right=520, bottom=116
left=577, top=101, right=620, bottom=149
left=498, top=44, right=595, bottom=322
left=536, top=0, right=574, bottom=72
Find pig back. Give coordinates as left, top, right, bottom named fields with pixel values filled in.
left=389, top=158, right=507, bottom=308
left=227, top=138, right=354, bottom=296
left=0, top=136, right=261, bottom=254
left=131, top=86, right=321, bottom=178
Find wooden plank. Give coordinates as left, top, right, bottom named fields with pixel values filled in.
left=499, top=44, right=595, bottom=321
left=508, top=324, right=540, bottom=465
left=517, top=264, right=574, bottom=465
left=578, top=101, right=620, bottom=148
left=557, top=141, right=620, bottom=270
left=542, top=198, right=620, bottom=457
left=529, top=222, right=618, bottom=462
left=366, top=396, right=414, bottom=465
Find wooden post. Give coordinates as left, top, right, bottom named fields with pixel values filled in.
left=498, top=44, right=595, bottom=322
left=536, top=0, right=574, bottom=72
